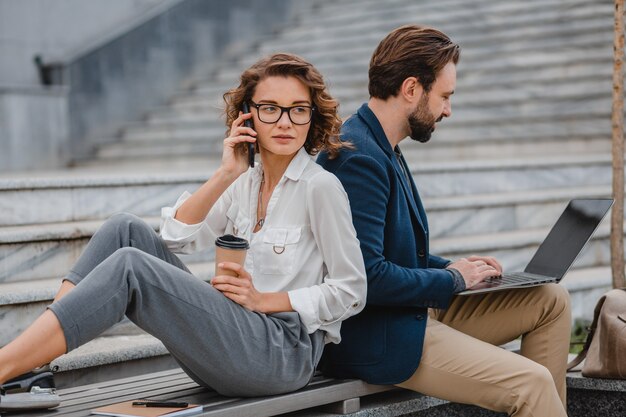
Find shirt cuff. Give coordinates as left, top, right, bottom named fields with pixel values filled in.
left=447, top=268, right=466, bottom=293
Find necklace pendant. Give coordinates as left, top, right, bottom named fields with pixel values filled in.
left=258, top=218, right=265, bottom=228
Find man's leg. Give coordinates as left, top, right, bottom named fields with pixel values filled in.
left=436, top=284, right=571, bottom=405
left=396, top=318, right=567, bottom=417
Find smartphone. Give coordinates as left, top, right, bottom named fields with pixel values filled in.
left=241, top=102, right=255, bottom=167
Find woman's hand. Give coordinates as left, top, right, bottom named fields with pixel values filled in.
left=212, top=262, right=294, bottom=313
left=212, top=262, right=264, bottom=312
left=220, top=112, right=257, bottom=179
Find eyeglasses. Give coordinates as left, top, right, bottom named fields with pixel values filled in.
left=249, top=101, right=315, bottom=125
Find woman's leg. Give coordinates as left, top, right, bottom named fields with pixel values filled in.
left=3, top=247, right=319, bottom=396
left=65, top=212, right=189, bottom=287
left=52, top=212, right=186, bottom=313
left=0, top=312, right=66, bottom=384
left=53, top=281, right=75, bottom=303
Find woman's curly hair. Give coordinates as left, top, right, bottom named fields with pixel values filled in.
left=223, top=53, right=346, bottom=158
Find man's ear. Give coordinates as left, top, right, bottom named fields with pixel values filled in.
left=400, top=77, right=425, bottom=104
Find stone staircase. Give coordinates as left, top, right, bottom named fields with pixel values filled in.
left=1, top=0, right=624, bottom=388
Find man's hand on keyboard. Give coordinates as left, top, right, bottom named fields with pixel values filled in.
left=446, top=256, right=502, bottom=289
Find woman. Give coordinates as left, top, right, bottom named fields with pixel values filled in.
left=0, top=53, right=366, bottom=409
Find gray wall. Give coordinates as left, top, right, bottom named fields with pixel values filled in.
left=64, top=0, right=308, bottom=161
left=0, top=0, right=308, bottom=171
left=0, top=85, right=68, bottom=171
left=0, top=0, right=168, bottom=86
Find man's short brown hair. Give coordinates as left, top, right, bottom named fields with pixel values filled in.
left=368, top=25, right=460, bottom=99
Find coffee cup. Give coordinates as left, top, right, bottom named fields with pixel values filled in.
left=215, top=234, right=250, bottom=277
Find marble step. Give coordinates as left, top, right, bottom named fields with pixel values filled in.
left=116, top=108, right=618, bottom=149
left=0, top=217, right=215, bottom=284
left=409, top=153, right=616, bottom=198
left=265, top=12, right=611, bottom=64
left=179, top=62, right=612, bottom=115
left=98, top=127, right=612, bottom=163
left=253, top=14, right=611, bottom=70
left=146, top=76, right=612, bottom=126
left=0, top=262, right=215, bottom=346
left=432, top=221, right=623, bottom=274
left=52, top=332, right=176, bottom=389
left=0, top=172, right=209, bottom=227
left=293, top=0, right=604, bottom=36
left=424, top=186, right=615, bottom=239
left=97, top=137, right=218, bottom=160
left=143, top=89, right=616, bottom=138
left=0, top=183, right=618, bottom=291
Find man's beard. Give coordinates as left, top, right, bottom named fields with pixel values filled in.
left=408, top=94, right=440, bottom=143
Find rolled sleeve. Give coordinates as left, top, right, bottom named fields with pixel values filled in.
left=160, top=190, right=231, bottom=254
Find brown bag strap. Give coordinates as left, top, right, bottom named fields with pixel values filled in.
left=567, top=288, right=626, bottom=372
left=566, top=293, right=607, bottom=371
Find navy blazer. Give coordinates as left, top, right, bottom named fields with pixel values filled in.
left=317, top=103, right=456, bottom=384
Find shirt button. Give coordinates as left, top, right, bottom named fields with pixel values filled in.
left=418, top=250, right=425, bottom=258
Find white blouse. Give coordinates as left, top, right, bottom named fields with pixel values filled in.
left=160, top=148, right=367, bottom=344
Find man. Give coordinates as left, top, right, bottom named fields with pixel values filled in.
left=317, top=25, right=571, bottom=417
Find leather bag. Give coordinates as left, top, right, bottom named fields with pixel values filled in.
left=567, top=288, right=626, bottom=378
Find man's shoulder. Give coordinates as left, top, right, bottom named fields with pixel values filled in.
left=319, top=118, right=386, bottom=166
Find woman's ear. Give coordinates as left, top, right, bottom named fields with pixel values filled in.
left=400, top=77, right=424, bottom=104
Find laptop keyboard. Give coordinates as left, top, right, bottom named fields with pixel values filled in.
left=484, top=272, right=553, bottom=286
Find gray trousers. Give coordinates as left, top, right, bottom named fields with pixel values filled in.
left=48, top=213, right=324, bottom=397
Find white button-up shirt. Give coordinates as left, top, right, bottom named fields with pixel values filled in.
left=160, top=148, right=367, bottom=344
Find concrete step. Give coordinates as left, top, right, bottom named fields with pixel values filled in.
left=0, top=217, right=215, bottom=283
left=216, top=44, right=611, bottom=86
left=112, top=110, right=618, bottom=153
left=0, top=172, right=209, bottom=226
left=433, top=221, right=623, bottom=276
left=52, top=333, right=177, bottom=389
left=145, top=76, right=612, bottom=129
left=409, top=153, right=616, bottom=197
left=294, top=0, right=605, bottom=36
left=96, top=137, right=217, bottom=160
left=255, top=14, right=611, bottom=71
left=117, top=76, right=618, bottom=144
left=424, top=186, right=614, bottom=239
left=0, top=262, right=215, bottom=346
left=120, top=122, right=224, bottom=142
left=266, top=13, right=611, bottom=64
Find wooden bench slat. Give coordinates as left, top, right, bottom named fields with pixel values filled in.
left=59, top=374, right=193, bottom=402
left=58, top=369, right=186, bottom=395
left=196, top=379, right=393, bottom=417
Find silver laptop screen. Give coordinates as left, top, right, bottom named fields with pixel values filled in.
left=524, top=199, right=613, bottom=279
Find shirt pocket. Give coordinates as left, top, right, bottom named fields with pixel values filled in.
left=259, top=227, right=302, bottom=275
left=225, top=205, right=251, bottom=238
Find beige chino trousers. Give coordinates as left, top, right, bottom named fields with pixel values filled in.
left=396, top=284, right=571, bottom=417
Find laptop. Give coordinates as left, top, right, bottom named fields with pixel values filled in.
left=458, top=198, right=614, bottom=295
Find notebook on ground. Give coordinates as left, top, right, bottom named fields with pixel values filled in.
left=458, top=198, right=614, bottom=295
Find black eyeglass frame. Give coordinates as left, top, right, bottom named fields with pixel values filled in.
left=249, top=100, right=316, bottom=125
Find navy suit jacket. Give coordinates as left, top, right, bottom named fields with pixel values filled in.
left=317, top=103, right=456, bottom=384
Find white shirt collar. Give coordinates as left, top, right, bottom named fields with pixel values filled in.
left=253, top=147, right=311, bottom=182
